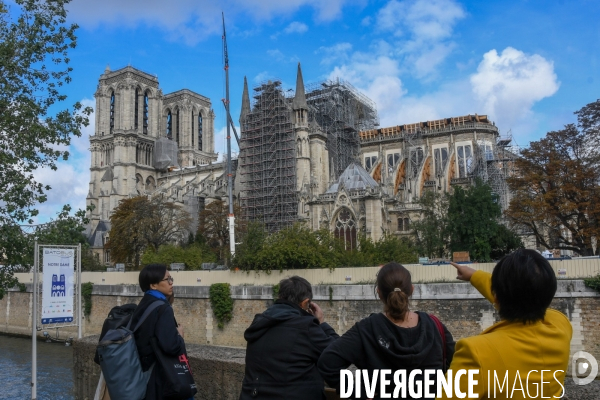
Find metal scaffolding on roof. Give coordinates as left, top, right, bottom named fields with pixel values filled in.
left=472, top=131, right=520, bottom=212
left=238, top=80, right=298, bottom=232
left=238, top=77, right=379, bottom=232
left=305, top=78, right=379, bottom=179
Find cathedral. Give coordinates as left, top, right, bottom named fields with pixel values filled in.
left=86, top=64, right=507, bottom=264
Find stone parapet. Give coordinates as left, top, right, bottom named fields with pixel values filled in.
left=73, top=335, right=245, bottom=400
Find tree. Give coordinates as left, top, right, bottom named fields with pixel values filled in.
left=354, top=234, right=418, bottom=265
left=448, top=180, right=522, bottom=262
left=252, top=224, right=338, bottom=271
left=411, top=190, right=450, bottom=259
left=109, top=196, right=191, bottom=268
left=197, top=200, right=247, bottom=263
left=231, top=221, right=268, bottom=270
left=141, top=243, right=216, bottom=270
left=506, top=101, right=600, bottom=255
left=0, top=0, right=92, bottom=297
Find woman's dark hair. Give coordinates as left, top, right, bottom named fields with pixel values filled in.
left=139, top=264, right=168, bottom=292
left=491, top=249, right=557, bottom=324
left=376, top=262, right=412, bottom=321
left=278, top=276, right=313, bottom=305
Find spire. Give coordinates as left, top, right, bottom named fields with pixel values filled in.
left=292, top=62, right=308, bottom=110
left=240, top=76, right=250, bottom=124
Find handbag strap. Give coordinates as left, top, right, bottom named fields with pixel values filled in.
left=429, top=314, right=447, bottom=369
left=126, top=300, right=164, bottom=332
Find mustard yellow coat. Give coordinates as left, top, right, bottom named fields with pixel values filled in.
left=437, top=271, right=572, bottom=400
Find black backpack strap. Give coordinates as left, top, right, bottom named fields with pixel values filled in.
left=127, top=300, right=165, bottom=332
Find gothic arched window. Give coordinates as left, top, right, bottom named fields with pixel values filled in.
left=143, top=91, right=149, bottom=135
left=176, top=109, right=180, bottom=144
left=198, top=114, right=203, bottom=151
left=134, top=88, right=140, bottom=130
left=166, top=111, right=172, bottom=139
left=191, top=111, right=195, bottom=147
left=110, top=90, right=115, bottom=134
left=334, top=208, right=357, bottom=251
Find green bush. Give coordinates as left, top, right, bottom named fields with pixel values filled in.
left=141, top=243, right=216, bottom=270
left=82, top=282, right=94, bottom=319
left=584, top=275, right=600, bottom=292
left=209, top=283, right=233, bottom=329
left=272, top=283, right=280, bottom=301
left=232, top=223, right=420, bottom=271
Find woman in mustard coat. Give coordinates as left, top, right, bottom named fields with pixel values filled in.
left=439, top=250, right=572, bottom=400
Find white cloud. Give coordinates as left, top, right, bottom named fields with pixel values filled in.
left=326, top=47, right=406, bottom=126
left=67, top=0, right=349, bottom=45
left=470, top=47, right=560, bottom=130
left=377, top=0, right=465, bottom=40
left=32, top=98, right=95, bottom=223
left=266, top=49, right=299, bottom=63
left=284, top=21, right=308, bottom=34
left=324, top=43, right=558, bottom=142
left=376, top=0, right=466, bottom=78
left=317, top=42, right=353, bottom=65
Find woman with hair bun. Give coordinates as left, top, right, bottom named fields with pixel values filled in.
left=318, top=262, right=455, bottom=399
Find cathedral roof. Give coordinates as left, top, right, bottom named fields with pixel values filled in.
left=101, top=168, right=113, bottom=182
left=326, top=162, right=379, bottom=193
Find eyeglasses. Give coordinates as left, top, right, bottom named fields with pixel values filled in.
left=161, top=276, right=174, bottom=284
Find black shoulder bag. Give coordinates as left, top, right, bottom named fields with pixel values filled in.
left=151, top=307, right=197, bottom=400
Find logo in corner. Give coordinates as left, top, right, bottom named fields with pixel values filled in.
left=572, top=351, right=598, bottom=386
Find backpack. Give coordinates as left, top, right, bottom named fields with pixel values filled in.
left=94, top=304, right=137, bottom=365
left=96, top=300, right=164, bottom=400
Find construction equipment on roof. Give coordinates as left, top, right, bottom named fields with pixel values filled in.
left=305, top=78, right=379, bottom=179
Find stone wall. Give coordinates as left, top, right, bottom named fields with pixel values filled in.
left=3, top=280, right=599, bottom=356
left=73, top=335, right=245, bottom=400
left=3, top=280, right=599, bottom=399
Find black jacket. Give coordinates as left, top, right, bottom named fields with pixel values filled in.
left=317, top=312, right=455, bottom=400
left=239, top=300, right=339, bottom=400
left=131, top=293, right=185, bottom=400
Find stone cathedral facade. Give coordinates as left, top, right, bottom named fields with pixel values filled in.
left=86, top=66, right=225, bottom=263
left=86, top=65, right=505, bottom=265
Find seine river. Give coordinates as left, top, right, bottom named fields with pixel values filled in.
left=0, top=334, right=74, bottom=399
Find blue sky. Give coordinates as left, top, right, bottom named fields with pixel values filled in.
left=22, top=0, right=600, bottom=222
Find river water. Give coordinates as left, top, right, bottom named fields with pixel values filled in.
left=0, top=334, right=74, bottom=400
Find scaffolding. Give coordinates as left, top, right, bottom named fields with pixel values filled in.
left=238, top=77, right=379, bottom=232
left=238, top=80, right=298, bottom=232
left=305, top=78, right=379, bottom=179
left=472, top=131, right=519, bottom=212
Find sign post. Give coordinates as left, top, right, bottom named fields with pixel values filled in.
left=31, top=243, right=82, bottom=399
left=32, top=241, right=38, bottom=400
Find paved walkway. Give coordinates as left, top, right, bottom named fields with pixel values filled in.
left=564, top=379, right=600, bottom=400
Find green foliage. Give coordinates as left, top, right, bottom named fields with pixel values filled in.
left=506, top=100, right=600, bottom=256
left=0, top=205, right=95, bottom=294
left=110, top=196, right=192, bottom=268
left=584, top=275, right=600, bottom=292
left=141, top=243, right=216, bottom=270
left=0, top=0, right=92, bottom=297
left=209, top=283, right=233, bottom=329
left=198, top=200, right=247, bottom=264
left=233, top=223, right=418, bottom=271
left=447, top=180, right=522, bottom=261
left=367, top=234, right=418, bottom=265
left=82, top=282, right=93, bottom=319
left=272, top=283, right=280, bottom=301
left=412, top=190, right=451, bottom=259
left=231, top=222, right=268, bottom=271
